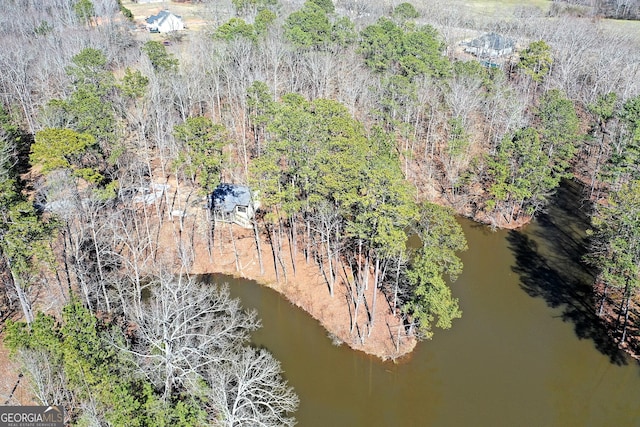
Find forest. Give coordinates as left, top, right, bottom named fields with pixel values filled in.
left=0, top=0, right=640, bottom=424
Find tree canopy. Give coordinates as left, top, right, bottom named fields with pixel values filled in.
left=403, top=203, right=467, bottom=338
left=143, top=41, right=179, bottom=73
left=518, top=40, right=553, bottom=83
left=284, top=1, right=332, bottom=49
left=359, top=18, right=449, bottom=78
left=173, top=116, right=229, bottom=193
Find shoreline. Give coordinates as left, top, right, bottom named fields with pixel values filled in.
left=158, top=179, right=532, bottom=361
left=182, top=218, right=418, bottom=361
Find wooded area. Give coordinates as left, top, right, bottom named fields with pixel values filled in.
left=1, top=0, right=640, bottom=424
left=552, top=0, right=640, bottom=20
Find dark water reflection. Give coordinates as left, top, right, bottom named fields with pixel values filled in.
left=206, top=180, right=640, bottom=427
left=507, top=180, right=627, bottom=365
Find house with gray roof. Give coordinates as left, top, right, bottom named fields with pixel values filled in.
left=463, top=33, right=515, bottom=59
left=210, top=184, right=259, bottom=228
left=145, top=10, right=184, bottom=33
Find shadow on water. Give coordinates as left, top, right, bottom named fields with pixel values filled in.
left=507, top=180, right=628, bottom=365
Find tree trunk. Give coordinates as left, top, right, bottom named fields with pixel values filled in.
left=288, top=215, right=297, bottom=275
left=62, top=225, right=73, bottom=294
left=207, top=211, right=214, bottom=262
left=240, top=107, right=249, bottom=182
left=90, top=218, right=110, bottom=313
left=326, top=233, right=334, bottom=297
left=276, top=217, right=288, bottom=284
left=620, top=294, right=631, bottom=345
left=7, top=265, right=33, bottom=325
left=265, top=222, right=280, bottom=283
left=598, top=282, right=608, bottom=317
left=351, top=241, right=367, bottom=335
left=368, top=257, right=380, bottom=337
left=305, top=216, right=311, bottom=264
left=393, top=256, right=401, bottom=316
left=228, top=222, right=240, bottom=272
left=253, top=219, right=264, bottom=275
left=615, top=284, right=628, bottom=330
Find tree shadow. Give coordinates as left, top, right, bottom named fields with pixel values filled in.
left=507, top=180, right=629, bottom=365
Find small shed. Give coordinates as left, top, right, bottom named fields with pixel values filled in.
left=463, top=33, right=515, bottom=58
left=210, top=184, right=259, bottom=228
left=145, top=10, right=184, bottom=33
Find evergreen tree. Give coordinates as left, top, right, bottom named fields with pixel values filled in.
left=142, top=41, right=179, bottom=73
left=0, top=113, right=55, bottom=325
left=393, top=2, right=420, bottom=21
left=173, top=117, right=229, bottom=193
left=536, top=89, right=581, bottom=178
left=403, top=203, right=467, bottom=339
left=5, top=301, right=206, bottom=425
left=359, top=18, right=449, bottom=78
left=284, top=2, right=332, bottom=49
left=601, top=95, right=640, bottom=188
left=486, top=128, right=550, bottom=223
left=518, top=40, right=553, bottom=83
left=586, top=180, right=640, bottom=344
left=486, top=90, right=580, bottom=223
left=215, top=18, right=257, bottom=43
left=31, top=128, right=104, bottom=185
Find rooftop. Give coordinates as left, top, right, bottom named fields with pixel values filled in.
left=466, top=32, right=514, bottom=50
left=145, top=10, right=182, bottom=25
left=211, top=184, right=252, bottom=213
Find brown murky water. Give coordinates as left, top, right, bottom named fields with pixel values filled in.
left=210, top=181, right=640, bottom=427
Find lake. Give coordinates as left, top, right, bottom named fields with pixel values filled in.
left=206, top=181, right=640, bottom=426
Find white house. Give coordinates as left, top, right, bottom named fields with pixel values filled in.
left=463, top=33, right=515, bottom=59
left=210, top=184, right=260, bottom=228
left=145, top=10, right=184, bottom=33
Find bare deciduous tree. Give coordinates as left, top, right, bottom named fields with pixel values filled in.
left=129, top=276, right=260, bottom=400
left=207, top=347, right=299, bottom=427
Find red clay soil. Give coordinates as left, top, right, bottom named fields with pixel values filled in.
left=0, top=182, right=415, bottom=406
left=155, top=185, right=417, bottom=361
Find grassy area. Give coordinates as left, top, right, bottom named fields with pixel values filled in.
left=119, top=0, right=637, bottom=46
left=461, top=0, right=551, bottom=18
left=121, top=0, right=232, bottom=30
left=599, top=17, right=640, bottom=42
left=123, top=0, right=553, bottom=25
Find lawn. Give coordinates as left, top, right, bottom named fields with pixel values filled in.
left=599, top=17, right=640, bottom=42
left=461, top=0, right=551, bottom=18
left=122, top=0, right=233, bottom=30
